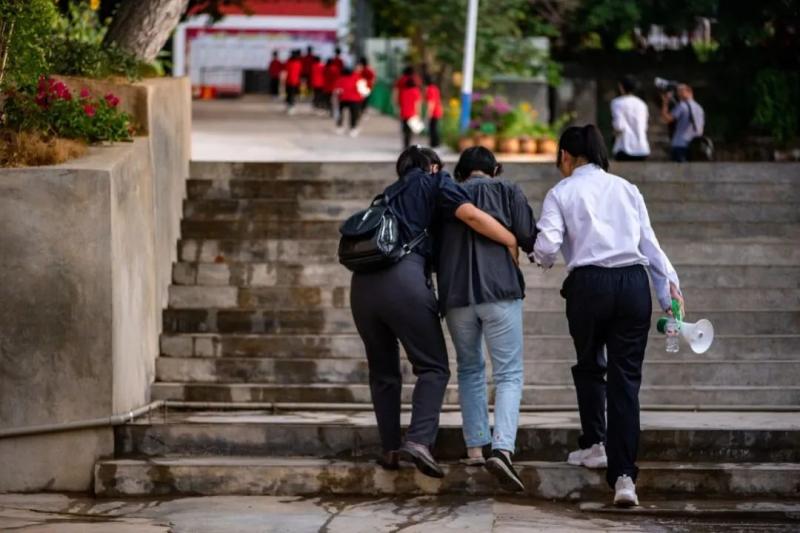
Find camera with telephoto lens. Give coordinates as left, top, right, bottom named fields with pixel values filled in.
left=654, top=77, right=680, bottom=97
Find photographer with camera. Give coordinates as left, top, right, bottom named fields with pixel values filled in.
left=660, top=83, right=706, bottom=162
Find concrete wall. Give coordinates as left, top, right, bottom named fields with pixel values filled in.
left=0, top=78, right=190, bottom=492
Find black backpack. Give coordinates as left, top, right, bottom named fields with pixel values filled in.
left=338, top=186, right=427, bottom=273
left=685, top=101, right=714, bottom=161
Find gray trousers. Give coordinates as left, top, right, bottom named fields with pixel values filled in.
left=350, top=254, right=451, bottom=451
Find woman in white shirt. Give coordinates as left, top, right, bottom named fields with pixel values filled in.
left=610, top=75, right=650, bottom=161
left=532, top=125, right=683, bottom=507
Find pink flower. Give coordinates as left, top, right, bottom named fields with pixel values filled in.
left=83, top=104, right=96, bottom=117
left=35, top=92, right=49, bottom=108
left=51, top=81, right=72, bottom=101
left=80, top=87, right=91, bottom=99
left=104, top=93, right=120, bottom=107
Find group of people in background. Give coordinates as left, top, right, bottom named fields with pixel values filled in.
left=610, top=75, right=706, bottom=162
left=267, top=46, right=375, bottom=137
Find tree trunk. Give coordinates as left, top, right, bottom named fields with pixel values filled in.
left=0, top=20, right=14, bottom=86
left=104, top=0, right=190, bottom=62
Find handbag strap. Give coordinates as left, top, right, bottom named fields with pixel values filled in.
left=401, top=229, right=428, bottom=255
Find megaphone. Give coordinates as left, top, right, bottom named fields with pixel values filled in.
left=657, top=317, right=715, bottom=354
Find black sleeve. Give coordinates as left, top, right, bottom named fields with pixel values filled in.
left=435, top=171, right=470, bottom=219
left=508, top=183, right=537, bottom=254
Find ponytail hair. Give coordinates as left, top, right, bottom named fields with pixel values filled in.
left=556, top=124, right=609, bottom=171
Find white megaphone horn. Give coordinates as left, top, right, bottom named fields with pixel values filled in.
left=657, top=317, right=715, bottom=354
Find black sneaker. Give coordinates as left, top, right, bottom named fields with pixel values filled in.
left=399, top=441, right=444, bottom=478
left=485, top=450, right=525, bottom=492
left=376, top=450, right=399, bottom=471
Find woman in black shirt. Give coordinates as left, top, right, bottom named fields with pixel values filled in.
left=350, top=146, right=518, bottom=478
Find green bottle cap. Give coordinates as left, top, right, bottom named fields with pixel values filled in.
left=656, top=317, right=668, bottom=334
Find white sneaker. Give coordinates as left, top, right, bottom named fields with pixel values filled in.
left=349, top=128, right=360, bottom=138
left=613, top=475, right=639, bottom=507
left=566, top=443, right=607, bottom=469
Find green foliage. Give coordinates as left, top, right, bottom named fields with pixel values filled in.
left=752, top=69, right=800, bottom=145
left=0, top=0, right=60, bottom=85
left=370, top=0, right=560, bottom=86
left=50, top=1, right=144, bottom=80
left=3, top=77, right=133, bottom=143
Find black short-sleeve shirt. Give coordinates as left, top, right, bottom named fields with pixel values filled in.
left=384, top=168, right=470, bottom=262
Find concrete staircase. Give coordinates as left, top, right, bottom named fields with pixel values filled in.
left=95, top=161, right=800, bottom=499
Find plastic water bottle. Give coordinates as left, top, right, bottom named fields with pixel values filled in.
left=664, top=317, right=680, bottom=353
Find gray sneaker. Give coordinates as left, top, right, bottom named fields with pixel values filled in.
left=613, top=474, right=639, bottom=507
left=399, top=441, right=444, bottom=478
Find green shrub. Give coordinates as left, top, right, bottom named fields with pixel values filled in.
left=752, top=69, right=799, bottom=145
left=50, top=0, right=144, bottom=80
left=0, top=0, right=60, bottom=86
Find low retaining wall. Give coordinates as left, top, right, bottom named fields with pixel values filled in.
left=0, top=77, right=190, bottom=492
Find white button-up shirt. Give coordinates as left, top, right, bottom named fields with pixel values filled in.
left=611, top=94, right=650, bottom=157
left=532, top=164, right=679, bottom=310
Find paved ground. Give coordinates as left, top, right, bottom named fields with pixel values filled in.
left=191, top=96, right=555, bottom=163
left=1, top=494, right=798, bottom=532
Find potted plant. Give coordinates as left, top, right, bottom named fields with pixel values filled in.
left=474, top=122, right=497, bottom=150
left=537, top=112, right=575, bottom=155
left=499, top=103, right=537, bottom=154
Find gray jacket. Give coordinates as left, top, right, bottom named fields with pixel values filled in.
left=436, top=174, right=537, bottom=315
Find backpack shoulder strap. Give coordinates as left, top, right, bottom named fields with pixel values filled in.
left=685, top=101, right=699, bottom=134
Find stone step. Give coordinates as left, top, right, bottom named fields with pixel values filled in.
left=94, top=456, right=800, bottom=499
left=167, top=285, right=800, bottom=311
left=150, top=382, right=800, bottom=406
left=162, top=309, right=800, bottom=335
left=183, top=198, right=800, bottom=223
left=186, top=177, right=800, bottom=203
left=177, top=239, right=800, bottom=266
left=180, top=219, right=800, bottom=241
left=173, top=262, right=800, bottom=290
left=188, top=161, right=800, bottom=184
left=160, top=333, right=800, bottom=361
left=154, top=357, right=800, bottom=387
left=113, top=409, right=800, bottom=462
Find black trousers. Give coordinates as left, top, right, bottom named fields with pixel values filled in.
left=285, top=84, right=299, bottom=107
left=563, top=265, right=651, bottom=487
left=312, top=88, right=325, bottom=109
left=337, top=101, right=362, bottom=129
left=429, top=117, right=440, bottom=148
left=268, top=77, right=280, bottom=96
left=402, top=121, right=412, bottom=149
left=351, top=254, right=451, bottom=451
left=614, top=151, right=647, bottom=162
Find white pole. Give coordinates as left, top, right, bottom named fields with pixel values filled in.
left=459, top=0, right=479, bottom=132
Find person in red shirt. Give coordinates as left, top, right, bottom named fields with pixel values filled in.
left=398, top=75, right=422, bottom=148
left=301, top=45, right=314, bottom=93
left=284, top=49, right=303, bottom=114
left=267, top=51, right=283, bottom=98
left=334, top=66, right=365, bottom=137
left=323, top=58, right=341, bottom=116
left=424, top=74, right=443, bottom=148
left=331, top=47, right=344, bottom=71
left=310, top=55, right=326, bottom=112
left=393, top=66, right=422, bottom=109
left=356, top=56, right=376, bottom=113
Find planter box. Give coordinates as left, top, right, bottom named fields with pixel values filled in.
left=0, top=77, right=190, bottom=492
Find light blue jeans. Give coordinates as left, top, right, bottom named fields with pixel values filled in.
left=446, top=299, right=524, bottom=452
